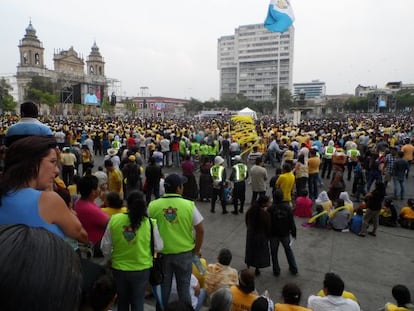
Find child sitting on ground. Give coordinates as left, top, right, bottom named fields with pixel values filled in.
left=309, top=205, right=328, bottom=229
left=350, top=208, right=364, bottom=234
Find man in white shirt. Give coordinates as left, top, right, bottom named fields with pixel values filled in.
left=308, top=273, right=360, bottom=311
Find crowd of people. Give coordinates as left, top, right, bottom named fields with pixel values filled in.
left=0, top=101, right=413, bottom=310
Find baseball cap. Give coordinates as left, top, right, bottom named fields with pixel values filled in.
left=164, top=174, right=188, bottom=190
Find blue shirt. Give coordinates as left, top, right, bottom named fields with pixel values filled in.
left=0, top=188, right=65, bottom=238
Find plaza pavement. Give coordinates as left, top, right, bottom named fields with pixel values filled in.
left=92, top=157, right=414, bottom=310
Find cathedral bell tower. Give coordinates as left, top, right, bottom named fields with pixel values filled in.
left=18, top=21, right=44, bottom=69
left=86, top=41, right=105, bottom=76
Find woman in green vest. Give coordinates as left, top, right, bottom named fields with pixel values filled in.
left=101, top=190, right=163, bottom=311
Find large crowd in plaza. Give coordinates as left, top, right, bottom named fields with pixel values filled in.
left=0, top=101, right=413, bottom=311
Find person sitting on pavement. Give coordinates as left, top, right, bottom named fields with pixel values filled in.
left=328, top=199, right=352, bottom=231
left=294, top=189, right=313, bottom=218
left=379, top=198, right=398, bottom=227
left=315, top=191, right=333, bottom=213
left=308, top=272, right=360, bottom=311
left=251, top=296, right=274, bottom=311
left=349, top=208, right=364, bottom=235
left=339, top=191, right=355, bottom=216
left=209, top=287, right=233, bottom=311
left=205, top=248, right=238, bottom=295
left=230, top=269, right=258, bottom=311
left=275, top=283, right=311, bottom=311
left=381, top=284, right=414, bottom=311
left=398, top=199, right=414, bottom=229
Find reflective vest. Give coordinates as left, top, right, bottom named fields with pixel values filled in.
left=210, top=165, right=224, bottom=182
left=232, top=163, right=248, bottom=182
left=148, top=194, right=195, bottom=254
left=109, top=214, right=153, bottom=271
left=190, top=142, right=200, bottom=155
left=348, top=149, right=359, bottom=159
left=324, top=146, right=335, bottom=159
left=199, top=144, right=209, bottom=156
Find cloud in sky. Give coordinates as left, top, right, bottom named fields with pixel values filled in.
left=1, top=0, right=413, bottom=101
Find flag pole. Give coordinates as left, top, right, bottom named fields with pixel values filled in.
left=276, top=33, right=281, bottom=123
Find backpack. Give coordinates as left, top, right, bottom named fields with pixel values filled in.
left=270, top=204, right=289, bottom=223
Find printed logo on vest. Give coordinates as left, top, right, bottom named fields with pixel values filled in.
left=163, top=206, right=178, bottom=223
left=122, top=225, right=136, bottom=242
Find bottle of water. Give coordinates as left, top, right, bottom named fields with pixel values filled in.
left=192, top=255, right=206, bottom=275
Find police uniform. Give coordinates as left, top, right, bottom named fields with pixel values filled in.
left=210, top=156, right=227, bottom=214
left=230, top=157, right=248, bottom=214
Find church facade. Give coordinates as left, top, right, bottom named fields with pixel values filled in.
left=16, top=21, right=107, bottom=114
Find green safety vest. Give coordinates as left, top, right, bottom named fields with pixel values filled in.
left=207, top=144, right=216, bottom=156
left=179, top=140, right=187, bottom=155
left=210, top=165, right=224, bottom=182
left=191, top=142, right=200, bottom=155
left=324, top=146, right=335, bottom=158
left=233, top=163, right=248, bottom=182
left=148, top=194, right=195, bottom=254
left=199, top=144, right=209, bottom=156
left=349, top=149, right=359, bottom=158
left=109, top=214, right=153, bottom=271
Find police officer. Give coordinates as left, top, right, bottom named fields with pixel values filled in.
left=230, top=155, right=248, bottom=214
left=321, top=140, right=336, bottom=179
left=210, top=156, right=227, bottom=214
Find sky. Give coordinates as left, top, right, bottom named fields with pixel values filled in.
left=1, top=0, right=413, bottom=101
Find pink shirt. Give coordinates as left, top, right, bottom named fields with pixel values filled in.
left=294, top=196, right=313, bottom=218
left=74, top=199, right=109, bottom=244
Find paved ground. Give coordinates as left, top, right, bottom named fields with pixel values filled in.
left=92, top=157, right=414, bottom=311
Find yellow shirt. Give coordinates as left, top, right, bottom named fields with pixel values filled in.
left=275, top=304, right=311, bottom=311
left=108, top=169, right=123, bottom=195
left=276, top=172, right=295, bottom=202
left=230, top=285, right=258, bottom=311
left=316, top=289, right=358, bottom=302
left=308, top=156, right=321, bottom=174
left=400, top=206, right=414, bottom=220
left=101, top=207, right=128, bottom=217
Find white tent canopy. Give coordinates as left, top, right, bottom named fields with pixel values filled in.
left=236, top=107, right=257, bottom=120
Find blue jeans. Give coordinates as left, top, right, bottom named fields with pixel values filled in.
left=393, top=177, right=405, bottom=200
left=269, top=236, right=297, bottom=274
left=268, top=150, right=277, bottom=168
left=112, top=268, right=150, bottom=311
left=172, top=151, right=180, bottom=167
left=161, top=251, right=193, bottom=308
left=195, top=288, right=207, bottom=311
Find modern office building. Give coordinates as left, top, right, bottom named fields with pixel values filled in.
left=293, top=80, right=326, bottom=99
left=217, top=23, right=294, bottom=102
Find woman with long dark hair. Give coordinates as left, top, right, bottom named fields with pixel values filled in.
left=245, top=195, right=271, bottom=276
left=101, top=190, right=163, bottom=311
left=0, top=136, right=87, bottom=243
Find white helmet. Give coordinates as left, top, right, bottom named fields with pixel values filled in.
left=214, top=156, right=225, bottom=165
